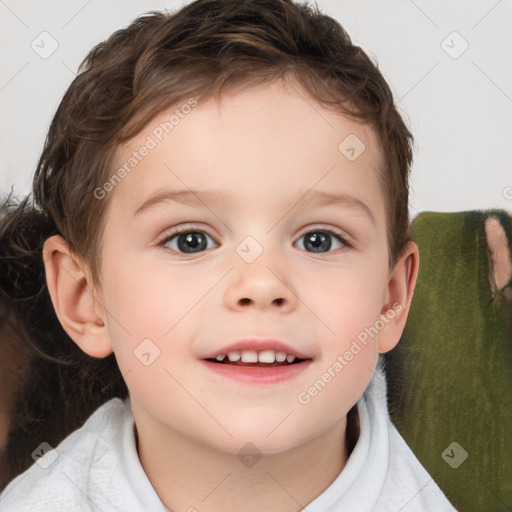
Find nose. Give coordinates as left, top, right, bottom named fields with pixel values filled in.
left=224, top=251, right=297, bottom=312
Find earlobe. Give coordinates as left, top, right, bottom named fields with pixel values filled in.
left=377, top=241, right=420, bottom=354
left=42, top=235, right=113, bottom=358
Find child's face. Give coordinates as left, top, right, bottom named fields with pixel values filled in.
left=95, top=79, right=399, bottom=454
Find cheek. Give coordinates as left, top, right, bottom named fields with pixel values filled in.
left=99, top=256, right=172, bottom=368
left=103, top=251, right=197, bottom=332
left=295, top=269, right=382, bottom=424
left=299, top=259, right=387, bottom=342
left=99, top=261, right=195, bottom=418
left=293, top=260, right=385, bottom=410
left=100, top=253, right=213, bottom=384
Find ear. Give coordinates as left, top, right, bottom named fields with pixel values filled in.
left=42, top=235, right=113, bottom=358
left=484, top=216, right=512, bottom=298
left=377, top=240, right=420, bottom=354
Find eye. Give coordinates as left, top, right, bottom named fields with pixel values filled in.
left=159, top=227, right=218, bottom=256
left=157, top=225, right=350, bottom=257
left=294, top=228, right=350, bottom=253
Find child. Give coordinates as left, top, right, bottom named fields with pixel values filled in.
left=0, top=0, right=457, bottom=510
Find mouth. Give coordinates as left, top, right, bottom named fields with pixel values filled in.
left=200, top=343, right=313, bottom=384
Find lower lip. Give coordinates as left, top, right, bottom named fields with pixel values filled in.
left=200, top=360, right=312, bottom=385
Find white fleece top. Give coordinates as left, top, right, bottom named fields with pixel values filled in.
left=0, top=360, right=457, bottom=511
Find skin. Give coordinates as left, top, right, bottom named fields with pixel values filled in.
left=43, top=78, right=419, bottom=511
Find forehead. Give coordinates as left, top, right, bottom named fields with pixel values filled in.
left=108, top=79, right=385, bottom=226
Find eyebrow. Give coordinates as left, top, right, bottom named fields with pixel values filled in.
left=133, top=188, right=376, bottom=226
left=133, top=189, right=229, bottom=217
left=289, top=190, right=376, bottom=226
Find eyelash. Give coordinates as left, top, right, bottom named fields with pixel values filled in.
left=156, top=225, right=352, bottom=258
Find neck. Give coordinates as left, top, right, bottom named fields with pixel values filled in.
left=134, top=406, right=359, bottom=512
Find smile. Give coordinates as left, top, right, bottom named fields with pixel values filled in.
left=209, top=349, right=303, bottom=365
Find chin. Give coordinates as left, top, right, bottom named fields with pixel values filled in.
left=209, top=436, right=303, bottom=458
left=203, top=421, right=313, bottom=457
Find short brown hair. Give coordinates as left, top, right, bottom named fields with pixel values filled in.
left=33, top=0, right=414, bottom=282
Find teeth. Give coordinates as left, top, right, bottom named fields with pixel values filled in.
left=258, top=350, right=276, bottom=363
left=241, top=350, right=258, bottom=363
left=227, top=351, right=241, bottom=362
left=215, top=350, right=301, bottom=364
left=275, top=351, right=287, bottom=362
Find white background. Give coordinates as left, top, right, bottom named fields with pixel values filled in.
left=1, top=0, right=511, bottom=219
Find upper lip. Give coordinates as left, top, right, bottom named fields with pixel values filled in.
left=200, top=339, right=313, bottom=360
